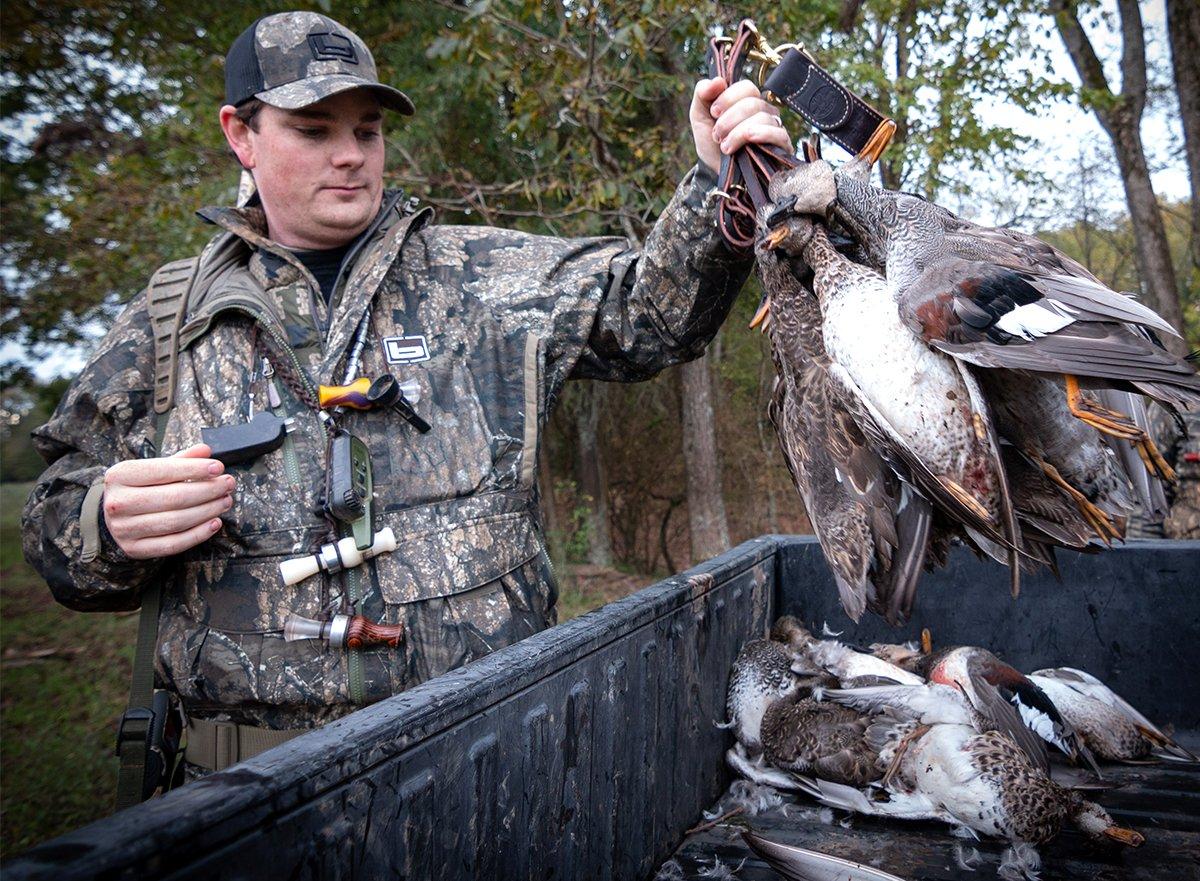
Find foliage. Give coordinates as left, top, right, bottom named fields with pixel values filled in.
left=0, top=483, right=139, bottom=855
left=0, top=367, right=70, bottom=481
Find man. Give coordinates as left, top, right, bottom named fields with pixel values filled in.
left=22, top=11, right=791, bottom=776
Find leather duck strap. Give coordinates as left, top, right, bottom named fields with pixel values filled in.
left=708, top=23, right=800, bottom=253
left=762, top=48, right=895, bottom=160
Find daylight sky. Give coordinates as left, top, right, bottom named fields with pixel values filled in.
left=2, top=0, right=1189, bottom=380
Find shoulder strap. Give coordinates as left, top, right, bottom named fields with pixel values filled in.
left=115, top=256, right=199, bottom=810
left=147, top=256, right=201, bottom=418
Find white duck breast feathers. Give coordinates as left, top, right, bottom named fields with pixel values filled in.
left=820, top=269, right=978, bottom=475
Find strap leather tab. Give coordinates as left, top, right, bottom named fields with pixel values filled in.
left=764, top=49, right=891, bottom=158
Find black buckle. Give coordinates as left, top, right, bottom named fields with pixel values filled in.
left=114, top=706, right=154, bottom=756
left=764, top=194, right=798, bottom=230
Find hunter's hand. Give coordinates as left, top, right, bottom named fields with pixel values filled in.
left=102, top=443, right=233, bottom=559
left=691, top=77, right=792, bottom=176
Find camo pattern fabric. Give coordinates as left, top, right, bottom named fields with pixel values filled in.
left=23, top=164, right=751, bottom=730
left=250, top=11, right=412, bottom=113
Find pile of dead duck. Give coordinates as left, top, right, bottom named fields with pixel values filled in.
left=719, top=617, right=1195, bottom=880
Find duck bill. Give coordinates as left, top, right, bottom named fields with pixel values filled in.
left=762, top=225, right=790, bottom=251
left=856, top=118, right=897, bottom=166
left=1103, top=826, right=1145, bottom=847
left=749, top=296, right=771, bottom=331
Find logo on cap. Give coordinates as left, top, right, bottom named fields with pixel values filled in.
left=308, top=32, right=358, bottom=64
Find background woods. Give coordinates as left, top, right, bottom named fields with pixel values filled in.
left=1, top=0, right=1196, bottom=853
left=2, top=0, right=1196, bottom=573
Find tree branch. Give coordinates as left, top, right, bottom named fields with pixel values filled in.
left=1116, top=0, right=1147, bottom=119
left=1051, top=0, right=1114, bottom=109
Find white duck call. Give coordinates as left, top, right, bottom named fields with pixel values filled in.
left=278, top=527, right=397, bottom=586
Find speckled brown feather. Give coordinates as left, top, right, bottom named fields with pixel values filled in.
left=761, top=693, right=881, bottom=786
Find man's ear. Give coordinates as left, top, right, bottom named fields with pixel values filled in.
left=219, top=105, right=255, bottom=170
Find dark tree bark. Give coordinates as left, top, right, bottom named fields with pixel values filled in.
left=574, top=382, right=613, bottom=567
left=1166, top=0, right=1200, bottom=274
left=1053, top=0, right=1186, bottom=353
left=680, top=352, right=730, bottom=562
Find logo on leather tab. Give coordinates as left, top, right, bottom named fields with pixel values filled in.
left=382, top=335, right=430, bottom=365
left=806, top=84, right=849, bottom=128
left=308, top=33, right=358, bottom=64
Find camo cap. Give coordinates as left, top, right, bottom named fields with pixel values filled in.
left=225, top=12, right=414, bottom=115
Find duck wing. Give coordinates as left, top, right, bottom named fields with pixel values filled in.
left=899, top=258, right=1200, bottom=406
left=963, top=671, right=1052, bottom=772
left=1032, top=667, right=1198, bottom=761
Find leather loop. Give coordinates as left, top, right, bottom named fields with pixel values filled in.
left=708, top=23, right=801, bottom=252
left=763, top=48, right=892, bottom=158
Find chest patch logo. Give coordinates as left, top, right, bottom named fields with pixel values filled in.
left=382, top=335, right=431, bottom=365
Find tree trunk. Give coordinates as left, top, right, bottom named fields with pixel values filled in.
left=680, top=353, right=729, bottom=562
left=1053, top=0, right=1186, bottom=354
left=574, top=382, right=613, bottom=567
left=1107, top=116, right=1187, bottom=346
left=1166, top=0, right=1200, bottom=274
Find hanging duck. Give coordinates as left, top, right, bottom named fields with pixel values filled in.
left=763, top=159, right=1198, bottom=546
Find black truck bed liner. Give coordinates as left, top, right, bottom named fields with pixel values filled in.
left=5, top=537, right=1198, bottom=880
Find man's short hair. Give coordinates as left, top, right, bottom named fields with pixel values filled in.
left=234, top=98, right=264, bottom=132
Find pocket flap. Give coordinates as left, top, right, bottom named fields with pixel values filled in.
left=375, top=511, right=540, bottom=605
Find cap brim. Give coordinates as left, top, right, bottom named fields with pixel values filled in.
left=257, top=75, right=414, bottom=115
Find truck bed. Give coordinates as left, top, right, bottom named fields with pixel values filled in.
left=668, top=756, right=1200, bottom=880
left=5, top=537, right=1198, bottom=880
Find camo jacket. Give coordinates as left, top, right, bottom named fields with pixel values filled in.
left=23, top=164, right=751, bottom=729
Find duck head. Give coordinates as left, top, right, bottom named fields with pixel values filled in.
left=869, top=641, right=924, bottom=672
left=1069, top=797, right=1144, bottom=847
left=767, top=159, right=837, bottom=219
left=759, top=212, right=817, bottom=258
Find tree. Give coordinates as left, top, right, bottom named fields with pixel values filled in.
left=680, top=350, right=730, bottom=561
left=1052, top=0, right=1186, bottom=353
left=1165, top=0, right=1200, bottom=278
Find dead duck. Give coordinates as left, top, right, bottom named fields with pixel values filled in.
left=772, top=616, right=923, bottom=686
left=754, top=236, right=934, bottom=623
left=759, top=691, right=881, bottom=786
left=1030, top=667, right=1198, bottom=762
left=799, top=723, right=1144, bottom=848
left=725, top=637, right=804, bottom=757
left=836, top=643, right=1095, bottom=772
left=910, top=645, right=1092, bottom=770
left=760, top=211, right=1023, bottom=595
left=766, top=160, right=1196, bottom=527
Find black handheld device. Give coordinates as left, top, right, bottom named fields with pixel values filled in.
left=201, top=411, right=290, bottom=465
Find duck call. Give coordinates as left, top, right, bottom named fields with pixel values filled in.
left=278, top=528, right=397, bottom=586
left=284, top=613, right=405, bottom=649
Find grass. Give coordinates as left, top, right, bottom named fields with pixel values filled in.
left=555, top=563, right=655, bottom=622
left=0, top=482, right=137, bottom=857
